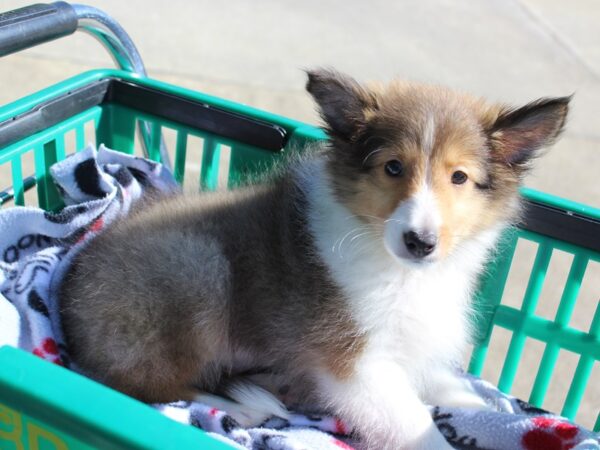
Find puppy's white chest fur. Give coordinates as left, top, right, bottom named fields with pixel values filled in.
left=347, top=262, right=473, bottom=378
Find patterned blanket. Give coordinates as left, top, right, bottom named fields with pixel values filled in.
left=0, top=144, right=598, bottom=450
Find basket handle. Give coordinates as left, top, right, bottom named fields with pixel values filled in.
left=0, top=2, right=77, bottom=57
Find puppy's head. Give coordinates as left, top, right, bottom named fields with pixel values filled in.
left=306, top=69, right=569, bottom=265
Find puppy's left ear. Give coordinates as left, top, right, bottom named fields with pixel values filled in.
left=306, top=69, right=378, bottom=142
left=488, top=96, right=571, bottom=169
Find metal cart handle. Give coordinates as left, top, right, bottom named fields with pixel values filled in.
left=0, top=2, right=171, bottom=169
left=0, top=2, right=144, bottom=74
left=0, top=2, right=77, bottom=56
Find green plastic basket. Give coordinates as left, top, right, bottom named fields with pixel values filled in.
left=1, top=68, right=599, bottom=449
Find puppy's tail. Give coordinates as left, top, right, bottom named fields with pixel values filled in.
left=195, top=379, right=289, bottom=427
left=227, top=379, right=289, bottom=419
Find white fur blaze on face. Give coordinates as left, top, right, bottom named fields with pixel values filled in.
left=383, top=183, right=442, bottom=263
left=422, top=113, right=436, bottom=155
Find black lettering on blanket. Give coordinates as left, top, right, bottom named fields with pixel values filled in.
left=433, top=407, right=486, bottom=450
left=14, top=252, right=62, bottom=295
left=14, top=264, right=50, bottom=295
left=3, top=235, right=57, bottom=263
left=37, top=235, right=54, bottom=247
left=3, top=245, right=18, bottom=263
left=6, top=268, right=17, bottom=281
left=28, top=289, right=50, bottom=317
left=18, top=235, right=34, bottom=249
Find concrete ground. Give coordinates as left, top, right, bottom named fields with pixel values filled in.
left=1, top=0, right=599, bottom=430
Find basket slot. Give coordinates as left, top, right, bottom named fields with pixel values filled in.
left=218, top=145, right=232, bottom=188
left=75, top=123, right=86, bottom=151
left=562, top=301, right=600, bottom=420
left=183, top=135, right=203, bottom=191
left=85, top=119, right=98, bottom=151
left=20, top=151, right=37, bottom=207
left=469, top=232, right=519, bottom=376
left=529, top=255, right=589, bottom=405
left=157, top=126, right=178, bottom=174
left=497, top=242, right=553, bottom=393
left=63, top=129, right=77, bottom=156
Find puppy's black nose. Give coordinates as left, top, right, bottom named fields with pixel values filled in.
left=403, top=231, right=437, bottom=258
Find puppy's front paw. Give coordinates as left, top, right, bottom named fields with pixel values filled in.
left=436, top=389, right=491, bottom=411
left=426, top=372, right=495, bottom=412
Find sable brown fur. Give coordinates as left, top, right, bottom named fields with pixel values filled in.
left=60, top=173, right=365, bottom=403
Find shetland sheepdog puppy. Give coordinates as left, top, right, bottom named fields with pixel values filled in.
left=60, top=69, right=569, bottom=449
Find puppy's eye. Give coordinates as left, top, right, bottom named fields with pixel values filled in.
left=384, top=160, right=403, bottom=177
left=451, top=170, right=468, bottom=185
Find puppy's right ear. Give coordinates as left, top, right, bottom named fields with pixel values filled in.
left=306, top=69, right=377, bottom=142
